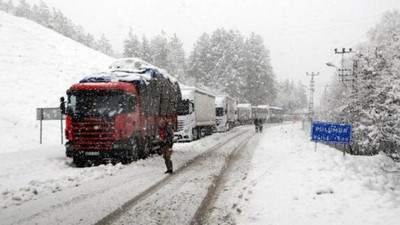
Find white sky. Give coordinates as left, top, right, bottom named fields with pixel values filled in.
left=26, top=0, right=400, bottom=103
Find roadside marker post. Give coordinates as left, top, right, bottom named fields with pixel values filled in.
left=36, top=107, right=65, bottom=144
left=311, top=121, right=352, bottom=157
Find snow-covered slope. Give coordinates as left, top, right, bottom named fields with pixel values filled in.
left=0, top=11, right=114, bottom=153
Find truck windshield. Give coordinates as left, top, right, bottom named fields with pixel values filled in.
left=67, top=90, right=136, bottom=117
left=177, top=100, right=190, bottom=115
left=216, top=107, right=224, bottom=116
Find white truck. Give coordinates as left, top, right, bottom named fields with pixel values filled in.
left=215, top=95, right=237, bottom=132
left=237, top=103, right=253, bottom=125
left=175, top=87, right=216, bottom=141
left=252, top=105, right=269, bottom=123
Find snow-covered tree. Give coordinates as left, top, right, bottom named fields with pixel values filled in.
left=14, top=0, right=32, bottom=19
left=275, top=80, right=307, bottom=113
left=188, top=29, right=276, bottom=104
left=166, top=33, right=187, bottom=80
left=36, top=0, right=51, bottom=27
left=139, top=35, right=152, bottom=62
left=187, top=33, right=212, bottom=86
left=123, top=27, right=141, bottom=58
left=0, top=0, right=14, bottom=13
left=322, top=10, right=400, bottom=157
left=96, top=33, right=114, bottom=56
left=242, top=33, right=276, bottom=105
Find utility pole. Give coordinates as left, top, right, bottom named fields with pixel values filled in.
left=335, top=48, right=352, bottom=87
left=306, top=72, right=319, bottom=121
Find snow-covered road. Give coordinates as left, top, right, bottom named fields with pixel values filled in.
left=0, top=125, right=254, bottom=225
left=1, top=122, right=400, bottom=225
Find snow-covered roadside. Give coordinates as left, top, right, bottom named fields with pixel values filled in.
left=0, top=11, right=113, bottom=153
left=235, top=122, right=400, bottom=225
left=0, top=126, right=248, bottom=211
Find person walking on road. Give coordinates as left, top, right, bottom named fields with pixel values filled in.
left=254, top=118, right=259, bottom=133
left=159, top=118, right=174, bottom=174
left=258, top=118, right=263, bottom=133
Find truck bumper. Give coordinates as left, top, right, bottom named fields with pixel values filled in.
left=174, top=131, right=191, bottom=142
left=65, top=141, right=129, bottom=161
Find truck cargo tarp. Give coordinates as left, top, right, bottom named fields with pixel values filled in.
left=79, top=68, right=181, bottom=117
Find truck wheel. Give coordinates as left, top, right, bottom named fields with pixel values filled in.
left=192, top=129, right=198, bottom=141
left=123, top=137, right=139, bottom=164
left=73, top=157, right=85, bottom=168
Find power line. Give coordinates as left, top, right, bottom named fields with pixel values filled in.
left=334, top=48, right=353, bottom=87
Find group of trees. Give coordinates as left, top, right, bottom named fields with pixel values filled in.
left=123, top=29, right=186, bottom=81
left=123, top=28, right=283, bottom=106
left=275, top=80, right=308, bottom=114
left=0, top=0, right=114, bottom=56
left=1, top=0, right=307, bottom=111
left=187, top=29, right=276, bottom=105
left=320, top=10, right=400, bottom=158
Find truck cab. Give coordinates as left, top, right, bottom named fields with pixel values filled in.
left=174, top=87, right=216, bottom=142
left=175, top=99, right=196, bottom=141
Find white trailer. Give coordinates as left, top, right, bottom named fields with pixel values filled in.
left=268, top=106, right=284, bottom=123
left=175, top=87, right=216, bottom=141
left=252, top=105, right=269, bottom=123
left=237, top=103, right=253, bottom=125
left=215, top=95, right=237, bottom=132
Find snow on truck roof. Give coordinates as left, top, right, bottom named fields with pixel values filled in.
left=237, top=103, right=252, bottom=108
left=180, top=86, right=215, bottom=98
left=80, top=58, right=178, bottom=85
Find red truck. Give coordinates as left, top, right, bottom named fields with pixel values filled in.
left=63, top=64, right=181, bottom=167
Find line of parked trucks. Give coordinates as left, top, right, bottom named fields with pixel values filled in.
left=61, top=58, right=283, bottom=166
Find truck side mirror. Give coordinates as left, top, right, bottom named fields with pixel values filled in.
left=60, top=97, right=66, bottom=115
left=127, top=95, right=137, bottom=112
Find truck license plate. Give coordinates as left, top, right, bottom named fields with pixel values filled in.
left=85, top=151, right=100, bottom=156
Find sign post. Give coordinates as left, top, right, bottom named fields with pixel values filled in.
left=36, top=107, right=65, bottom=144
left=311, top=121, right=352, bottom=157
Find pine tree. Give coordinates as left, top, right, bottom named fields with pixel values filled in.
left=149, top=31, right=169, bottom=69
left=96, top=33, right=114, bottom=56
left=14, top=0, right=32, bottom=19
left=188, top=33, right=212, bottom=85
left=242, top=33, right=276, bottom=105
left=0, top=0, right=14, bottom=13
left=84, top=33, right=95, bottom=48
left=123, top=27, right=140, bottom=58
left=166, top=33, right=186, bottom=80
left=140, top=35, right=152, bottom=62
left=295, top=81, right=308, bottom=109
left=37, top=0, right=51, bottom=27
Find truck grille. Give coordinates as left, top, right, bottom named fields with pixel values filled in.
left=71, top=118, right=115, bottom=150
left=177, top=120, right=185, bottom=131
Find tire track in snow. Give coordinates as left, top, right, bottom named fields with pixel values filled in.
left=190, top=135, right=252, bottom=225
left=95, top=129, right=251, bottom=225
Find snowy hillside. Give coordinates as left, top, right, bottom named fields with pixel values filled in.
left=0, top=11, right=114, bottom=153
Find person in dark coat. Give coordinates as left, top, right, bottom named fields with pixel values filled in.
left=258, top=118, right=263, bottom=133
left=254, top=118, right=259, bottom=133
left=159, top=118, right=174, bottom=174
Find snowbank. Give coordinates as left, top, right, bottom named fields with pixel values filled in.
left=238, top=122, right=400, bottom=225
left=0, top=11, right=114, bottom=153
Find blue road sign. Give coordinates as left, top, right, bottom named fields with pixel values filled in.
left=311, top=121, right=352, bottom=144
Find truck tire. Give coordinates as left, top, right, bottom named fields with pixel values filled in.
left=73, top=156, right=85, bottom=168
left=123, top=136, right=139, bottom=164
left=192, top=128, right=198, bottom=141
